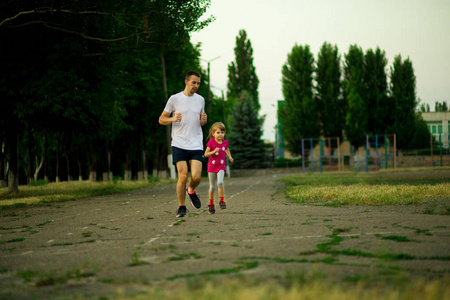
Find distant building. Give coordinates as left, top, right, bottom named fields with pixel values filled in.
left=420, top=112, right=450, bottom=148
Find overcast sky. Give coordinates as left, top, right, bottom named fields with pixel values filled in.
left=190, top=0, right=450, bottom=141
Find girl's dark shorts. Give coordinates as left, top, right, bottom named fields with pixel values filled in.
left=172, top=147, right=204, bottom=165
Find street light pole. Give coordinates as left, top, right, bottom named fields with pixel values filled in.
left=202, top=56, right=220, bottom=113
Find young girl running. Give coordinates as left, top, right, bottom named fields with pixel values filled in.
left=204, top=122, right=234, bottom=214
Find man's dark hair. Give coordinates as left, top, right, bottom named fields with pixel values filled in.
left=185, top=70, right=201, bottom=80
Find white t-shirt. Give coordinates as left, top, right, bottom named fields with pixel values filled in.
left=163, top=91, right=205, bottom=150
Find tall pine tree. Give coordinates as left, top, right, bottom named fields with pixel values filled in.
left=343, top=45, right=367, bottom=150
left=279, top=44, right=319, bottom=155
left=316, top=42, right=343, bottom=141
left=228, top=92, right=265, bottom=169
left=227, top=29, right=260, bottom=111
left=389, top=55, right=426, bottom=149
left=364, top=48, right=390, bottom=135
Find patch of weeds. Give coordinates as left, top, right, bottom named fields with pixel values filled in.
left=80, top=239, right=96, bottom=244
left=379, top=253, right=415, bottom=260
left=111, top=227, right=120, bottom=230
left=323, top=219, right=332, bottom=222
left=340, top=249, right=376, bottom=257
left=17, top=270, right=39, bottom=282
left=129, top=247, right=149, bottom=266
left=99, top=278, right=115, bottom=283
left=207, top=220, right=216, bottom=223
left=259, top=232, right=273, bottom=236
left=415, top=228, right=431, bottom=236
left=317, top=234, right=343, bottom=253
left=231, top=243, right=239, bottom=247
left=320, top=257, right=339, bottom=264
left=165, top=211, right=172, bottom=215
left=168, top=252, right=203, bottom=261
left=17, top=267, right=95, bottom=286
left=426, top=255, right=450, bottom=260
left=332, top=227, right=352, bottom=235
left=187, top=232, right=202, bottom=236
left=323, top=203, right=342, bottom=207
left=1, top=237, right=26, bottom=244
left=239, top=256, right=309, bottom=265
left=231, top=212, right=244, bottom=214
left=422, top=200, right=450, bottom=215
left=147, top=216, right=154, bottom=220
left=52, top=242, right=73, bottom=246
left=434, top=225, right=446, bottom=228
left=0, top=268, right=8, bottom=274
left=301, top=222, right=312, bottom=225
left=381, top=235, right=413, bottom=242
left=37, top=219, right=52, bottom=226
left=82, top=231, right=93, bottom=238
left=177, top=261, right=260, bottom=279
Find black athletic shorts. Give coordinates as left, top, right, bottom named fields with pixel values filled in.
left=172, top=146, right=204, bottom=165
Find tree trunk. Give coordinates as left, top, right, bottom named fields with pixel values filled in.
left=7, top=133, right=19, bottom=193
left=107, top=148, right=112, bottom=181
left=27, top=127, right=33, bottom=184
left=56, top=133, right=60, bottom=182
left=124, top=148, right=132, bottom=180
left=66, top=153, right=72, bottom=181
left=137, top=138, right=143, bottom=181
left=143, top=149, right=148, bottom=181
left=78, top=160, right=83, bottom=181
left=65, top=141, right=72, bottom=181
left=0, top=142, right=6, bottom=187
left=89, top=153, right=97, bottom=182
left=34, top=155, right=43, bottom=181
left=43, top=133, right=48, bottom=181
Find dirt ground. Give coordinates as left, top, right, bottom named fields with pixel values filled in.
left=1, top=171, right=449, bottom=299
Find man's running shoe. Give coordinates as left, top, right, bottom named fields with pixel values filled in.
left=208, top=204, right=215, bottom=214
left=219, top=200, right=227, bottom=209
left=186, top=186, right=202, bottom=209
left=176, top=206, right=187, bottom=218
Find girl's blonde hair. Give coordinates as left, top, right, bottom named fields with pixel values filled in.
left=207, top=122, right=226, bottom=140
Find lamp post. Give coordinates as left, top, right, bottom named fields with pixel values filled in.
left=202, top=56, right=221, bottom=113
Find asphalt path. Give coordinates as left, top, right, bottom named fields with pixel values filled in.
left=1, top=172, right=449, bottom=299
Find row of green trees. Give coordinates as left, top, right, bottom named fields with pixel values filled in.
left=419, top=101, right=449, bottom=112
left=0, top=0, right=217, bottom=193
left=279, top=43, right=430, bottom=155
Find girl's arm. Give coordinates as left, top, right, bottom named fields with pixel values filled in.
left=225, top=148, right=234, bottom=163
left=204, top=146, right=218, bottom=158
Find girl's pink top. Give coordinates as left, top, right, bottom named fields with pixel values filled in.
left=206, top=139, right=228, bottom=173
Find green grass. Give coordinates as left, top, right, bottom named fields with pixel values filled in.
left=0, top=178, right=171, bottom=208
left=125, top=274, right=450, bottom=300
left=381, top=235, right=413, bottom=242
left=282, top=172, right=450, bottom=206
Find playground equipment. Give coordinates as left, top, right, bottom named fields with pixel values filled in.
left=364, top=134, right=396, bottom=172
left=302, top=137, right=342, bottom=173
left=430, top=133, right=450, bottom=167
left=301, top=134, right=397, bottom=173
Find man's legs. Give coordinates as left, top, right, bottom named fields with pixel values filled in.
left=187, top=159, right=203, bottom=193
left=186, top=159, right=202, bottom=209
left=175, top=161, right=189, bottom=206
